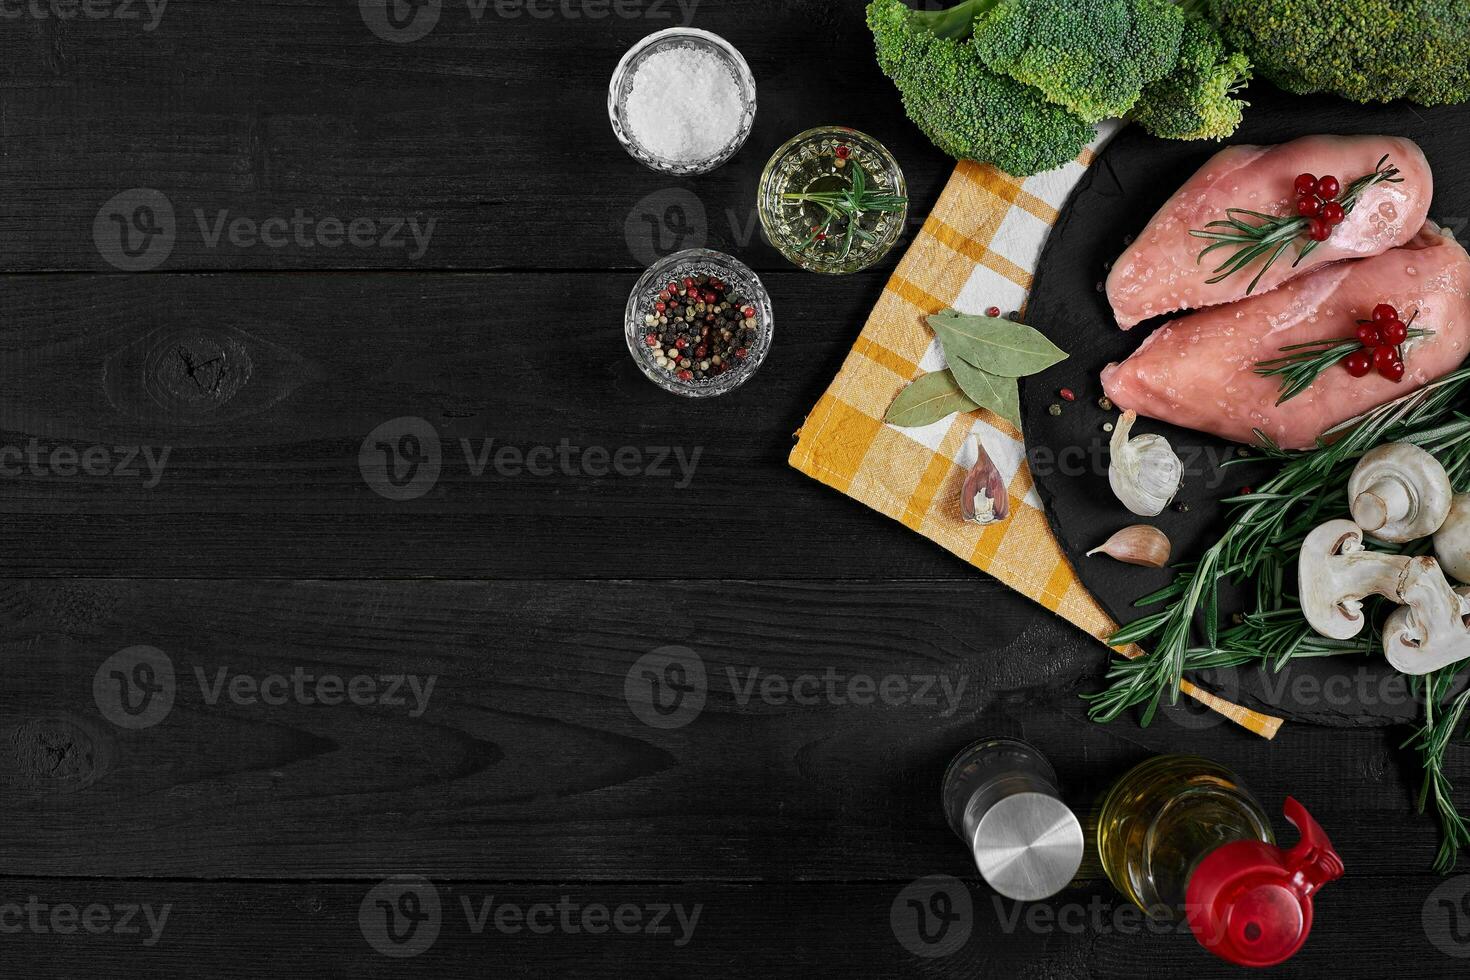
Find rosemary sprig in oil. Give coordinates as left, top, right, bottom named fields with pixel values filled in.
left=783, top=160, right=907, bottom=262
left=1190, top=155, right=1403, bottom=295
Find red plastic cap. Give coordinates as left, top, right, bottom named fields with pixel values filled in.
left=1185, top=797, right=1345, bottom=968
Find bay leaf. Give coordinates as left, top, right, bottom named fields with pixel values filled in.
left=927, top=310, right=1068, bottom=378
left=947, top=354, right=1022, bottom=429
left=884, top=370, right=980, bottom=428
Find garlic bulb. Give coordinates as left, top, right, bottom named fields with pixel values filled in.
left=1108, top=410, right=1182, bottom=517
left=1087, top=525, right=1172, bottom=568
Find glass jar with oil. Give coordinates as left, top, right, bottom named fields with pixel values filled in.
left=1097, top=754, right=1344, bottom=968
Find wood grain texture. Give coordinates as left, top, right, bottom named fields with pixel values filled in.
left=0, top=0, right=952, bottom=273
left=0, top=0, right=1463, bottom=975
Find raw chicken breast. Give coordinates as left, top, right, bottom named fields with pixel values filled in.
left=1108, top=135, right=1433, bottom=329
left=1101, top=223, right=1470, bottom=450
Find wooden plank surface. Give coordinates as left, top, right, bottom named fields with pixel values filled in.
left=0, top=0, right=1463, bottom=976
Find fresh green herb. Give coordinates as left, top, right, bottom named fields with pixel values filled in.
left=885, top=370, right=980, bottom=427
left=1255, top=316, right=1432, bottom=405
left=1190, top=155, right=1402, bottom=295
left=783, top=161, right=908, bottom=263
left=1409, top=676, right=1470, bottom=873
left=1089, top=366, right=1470, bottom=726
left=885, top=310, right=1069, bottom=431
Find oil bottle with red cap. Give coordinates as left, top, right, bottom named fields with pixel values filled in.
left=1096, top=755, right=1345, bottom=968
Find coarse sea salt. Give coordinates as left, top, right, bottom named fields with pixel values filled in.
left=625, top=45, right=743, bottom=164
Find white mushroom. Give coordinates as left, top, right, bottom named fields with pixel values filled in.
left=1434, top=492, right=1470, bottom=585
left=1382, top=561, right=1470, bottom=675
left=1347, top=443, right=1453, bottom=543
left=1299, top=520, right=1414, bottom=639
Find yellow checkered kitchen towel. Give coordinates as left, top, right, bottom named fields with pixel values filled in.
left=788, top=130, right=1283, bottom=738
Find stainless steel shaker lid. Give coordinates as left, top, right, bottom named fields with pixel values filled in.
left=972, top=792, right=1083, bottom=902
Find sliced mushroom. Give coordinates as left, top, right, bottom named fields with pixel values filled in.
left=1434, top=493, right=1470, bottom=585
left=1382, top=560, right=1470, bottom=675
left=1299, top=520, right=1414, bottom=639
left=1348, top=443, right=1453, bottom=543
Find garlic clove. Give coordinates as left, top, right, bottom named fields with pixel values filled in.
left=1108, top=410, right=1183, bottom=517
left=960, top=436, right=1010, bottom=525
left=1087, top=525, right=1172, bottom=568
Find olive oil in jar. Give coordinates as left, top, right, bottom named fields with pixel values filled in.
left=1096, top=755, right=1274, bottom=918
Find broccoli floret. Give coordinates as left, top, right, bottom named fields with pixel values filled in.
left=1133, top=17, right=1252, bottom=140
left=971, top=0, right=1187, bottom=123
left=1209, top=0, right=1470, bottom=106
left=867, top=0, right=1096, bottom=176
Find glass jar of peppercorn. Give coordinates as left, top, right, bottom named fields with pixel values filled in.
left=624, top=248, right=774, bottom=397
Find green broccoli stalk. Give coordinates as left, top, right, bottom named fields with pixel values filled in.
left=867, top=0, right=1097, bottom=177
left=1133, top=17, right=1252, bottom=140
left=868, top=0, right=1252, bottom=177
left=1209, top=0, right=1470, bottom=106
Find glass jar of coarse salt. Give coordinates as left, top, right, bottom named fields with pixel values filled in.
left=608, top=28, right=756, bottom=175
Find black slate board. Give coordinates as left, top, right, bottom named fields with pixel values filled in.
left=1021, top=84, right=1470, bottom=727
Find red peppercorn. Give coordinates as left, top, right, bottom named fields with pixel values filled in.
left=1316, top=175, right=1341, bottom=200
left=1297, top=195, right=1323, bottom=218
left=816, top=232, right=828, bottom=242
left=667, top=282, right=679, bottom=294
left=735, top=348, right=749, bottom=360
left=986, top=306, right=1001, bottom=318
left=1380, top=357, right=1406, bottom=383
left=1308, top=218, right=1332, bottom=242
left=674, top=337, right=688, bottom=350
left=695, top=345, right=709, bottom=359
left=645, top=333, right=658, bottom=347
left=1321, top=201, right=1346, bottom=225
left=1059, top=388, right=1076, bottom=401
left=1382, top=319, right=1409, bottom=345
left=1373, top=303, right=1399, bottom=323
left=1356, top=322, right=1384, bottom=347
left=742, top=306, right=756, bottom=318
left=677, top=370, right=693, bottom=381
left=1294, top=173, right=1319, bottom=197
left=654, top=301, right=666, bottom=313
left=1239, top=487, right=1254, bottom=496
left=1373, top=344, right=1399, bottom=369
left=682, top=277, right=695, bottom=291
left=835, top=145, right=852, bottom=160
left=1344, top=350, right=1373, bottom=377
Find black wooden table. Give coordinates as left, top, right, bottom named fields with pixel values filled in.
left=1, top=2, right=1465, bottom=976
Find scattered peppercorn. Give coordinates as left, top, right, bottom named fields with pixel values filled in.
left=1048, top=403, right=1062, bottom=416
left=1103, top=422, right=1114, bottom=433
left=1059, top=388, right=1076, bottom=402
left=1097, top=396, right=1114, bottom=411
left=985, top=306, right=1001, bottom=318
left=1173, top=501, right=1191, bottom=513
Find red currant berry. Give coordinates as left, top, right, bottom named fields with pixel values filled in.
left=1316, top=175, right=1341, bottom=200
left=1372, top=304, right=1398, bottom=323
left=1344, top=350, right=1373, bottom=377
left=1382, top=319, right=1409, bottom=345
left=1294, top=173, right=1319, bottom=197
left=1297, top=195, right=1323, bottom=217
left=1308, top=218, right=1332, bottom=242
left=1373, top=344, right=1399, bottom=369
left=1379, top=358, right=1406, bottom=383
left=1321, top=201, right=1346, bottom=225
left=1356, top=322, right=1384, bottom=347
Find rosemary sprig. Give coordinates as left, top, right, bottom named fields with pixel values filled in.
left=1190, top=155, right=1403, bottom=295
left=1087, top=366, right=1470, bottom=726
left=1410, top=676, right=1470, bottom=872
left=1255, top=311, right=1431, bottom=405
left=783, top=161, right=907, bottom=262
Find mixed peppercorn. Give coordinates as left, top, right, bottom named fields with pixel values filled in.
left=1293, top=171, right=1347, bottom=242
left=642, top=274, right=759, bottom=383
